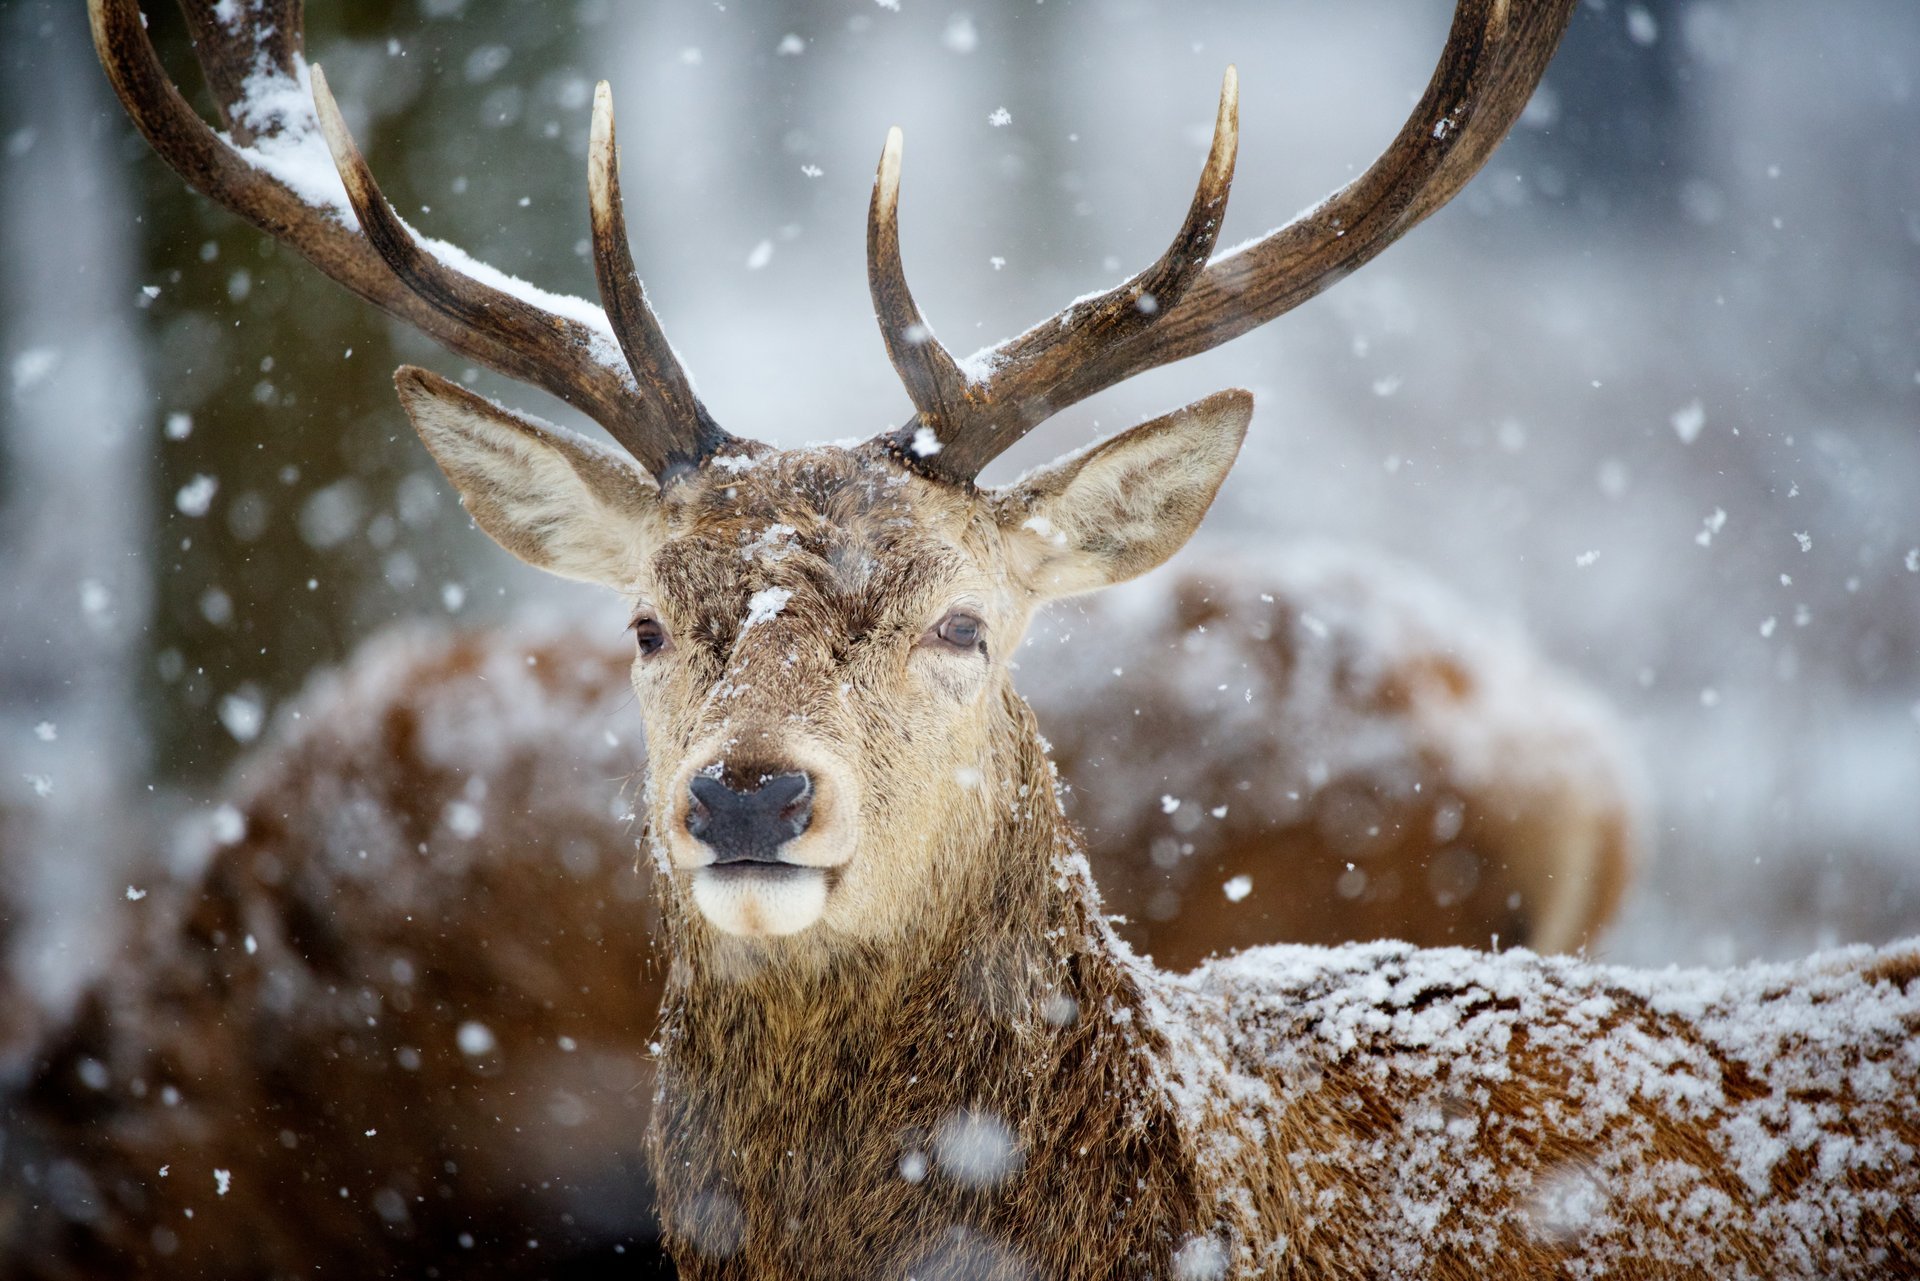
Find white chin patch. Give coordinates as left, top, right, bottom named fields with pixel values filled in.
left=690, top=866, right=828, bottom=938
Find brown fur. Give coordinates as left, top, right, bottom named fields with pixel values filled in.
left=7, top=426, right=1896, bottom=1275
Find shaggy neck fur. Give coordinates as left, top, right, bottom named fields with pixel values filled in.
left=649, top=683, right=1216, bottom=1279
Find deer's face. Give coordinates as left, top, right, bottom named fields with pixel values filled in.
left=397, top=372, right=1251, bottom=947
left=630, top=445, right=1035, bottom=941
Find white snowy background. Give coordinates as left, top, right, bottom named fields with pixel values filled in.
left=1, top=0, right=1917, bottom=1005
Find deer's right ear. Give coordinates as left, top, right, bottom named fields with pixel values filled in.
left=395, top=366, right=661, bottom=588
left=991, top=388, right=1252, bottom=600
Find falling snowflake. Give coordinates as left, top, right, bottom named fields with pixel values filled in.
left=1670, top=399, right=1705, bottom=444
left=210, top=803, right=247, bottom=845
left=457, top=1021, right=497, bottom=1056
left=932, top=1109, right=1020, bottom=1187
left=1695, top=507, right=1727, bottom=547
left=218, top=691, right=265, bottom=743
left=176, top=474, right=219, bottom=517
left=942, top=14, right=979, bottom=53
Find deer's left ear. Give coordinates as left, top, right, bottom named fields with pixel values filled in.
left=992, top=389, right=1251, bottom=600
left=395, top=365, right=662, bottom=589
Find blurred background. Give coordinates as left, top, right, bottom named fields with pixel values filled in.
left=1, top=0, right=1916, bottom=1008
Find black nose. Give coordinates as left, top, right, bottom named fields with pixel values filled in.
left=685, top=771, right=813, bottom=864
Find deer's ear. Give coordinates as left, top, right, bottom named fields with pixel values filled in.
left=992, top=389, right=1251, bottom=600
left=395, top=365, right=661, bottom=588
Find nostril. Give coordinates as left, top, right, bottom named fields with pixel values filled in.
left=685, top=790, right=713, bottom=839
left=687, top=776, right=725, bottom=810
left=775, top=776, right=813, bottom=837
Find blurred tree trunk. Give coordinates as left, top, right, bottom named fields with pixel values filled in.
left=0, top=0, right=149, bottom=1009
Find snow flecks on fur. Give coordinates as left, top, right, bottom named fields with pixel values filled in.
left=740, top=586, right=793, bottom=632
left=1082, top=542, right=1637, bottom=828
left=738, top=523, right=798, bottom=564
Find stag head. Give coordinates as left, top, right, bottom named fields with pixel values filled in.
left=401, top=369, right=1249, bottom=946
left=92, top=0, right=1576, bottom=950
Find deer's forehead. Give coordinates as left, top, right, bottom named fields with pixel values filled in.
left=649, top=448, right=991, bottom=595
left=677, top=446, right=961, bottom=523
left=645, top=455, right=995, bottom=629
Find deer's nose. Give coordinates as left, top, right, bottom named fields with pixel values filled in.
left=685, top=771, right=814, bottom=864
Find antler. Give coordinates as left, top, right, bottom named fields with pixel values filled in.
left=89, top=0, right=738, bottom=480
left=587, top=82, right=731, bottom=471
left=870, top=0, right=1578, bottom=483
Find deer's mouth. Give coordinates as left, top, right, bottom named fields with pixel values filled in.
left=689, top=863, right=830, bottom=938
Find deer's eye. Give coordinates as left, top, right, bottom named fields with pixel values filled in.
left=631, top=617, right=672, bottom=657
left=925, top=611, right=986, bottom=655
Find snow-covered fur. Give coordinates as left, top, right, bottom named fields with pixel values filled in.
left=1169, top=939, right=1920, bottom=1277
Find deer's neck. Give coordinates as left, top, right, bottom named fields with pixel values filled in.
left=650, top=687, right=1213, bottom=1279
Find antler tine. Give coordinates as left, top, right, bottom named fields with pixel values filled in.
left=882, top=67, right=1241, bottom=480
left=880, top=0, right=1576, bottom=483
left=1130, top=0, right=1577, bottom=364
left=309, top=66, right=681, bottom=465
left=867, top=127, right=974, bottom=461
left=588, top=82, right=736, bottom=478
left=90, top=0, right=745, bottom=479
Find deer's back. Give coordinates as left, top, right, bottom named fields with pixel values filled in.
left=1168, top=940, right=1920, bottom=1279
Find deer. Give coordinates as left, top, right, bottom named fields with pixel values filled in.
left=1045, top=547, right=1640, bottom=964
left=80, top=0, right=1919, bottom=1276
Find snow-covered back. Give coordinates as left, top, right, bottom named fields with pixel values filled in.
left=1145, top=935, right=1920, bottom=1276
